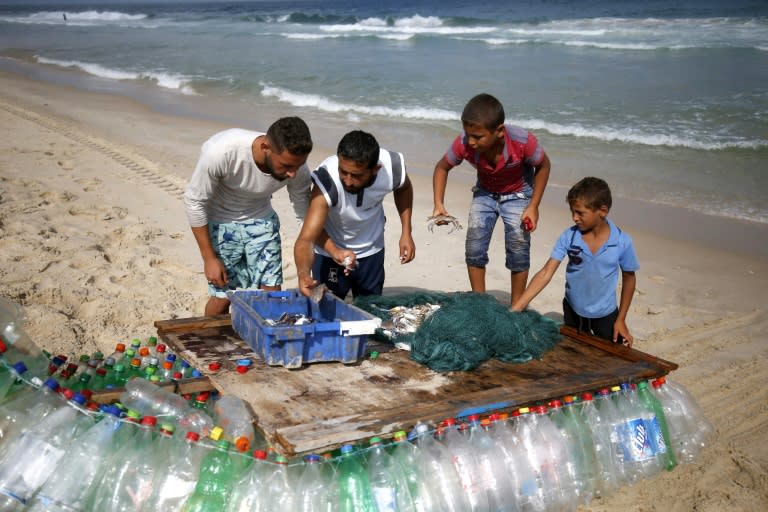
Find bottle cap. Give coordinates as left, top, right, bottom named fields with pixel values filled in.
left=253, top=449, right=268, bottom=460
left=160, top=424, right=176, bottom=434
left=393, top=430, right=407, bottom=442
left=208, top=361, right=221, bottom=371
left=209, top=426, right=224, bottom=441
left=141, top=415, right=157, bottom=427
left=274, top=454, right=288, bottom=464
left=0, top=340, right=8, bottom=353
left=304, top=454, right=321, bottom=463
left=139, top=347, right=150, bottom=357
left=518, top=407, right=530, bottom=414
left=115, top=343, right=125, bottom=352
left=147, top=336, right=157, bottom=346
left=79, top=354, right=90, bottom=362
left=131, top=339, right=142, bottom=348
left=93, top=351, right=104, bottom=360
left=156, top=343, right=166, bottom=353
left=185, top=431, right=200, bottom=442
left=637, top=381, right=649, bottom=390
left=549, top=399, right=562, bottom=408
left=581, top=391, right=594, bottom=401
left=216, top=439, right=231, bottom=451
left=236, top=365, right=248, bottom=374
left=234, top=436, right=251, bottom=453
left=369, top=436, right=382, bottom=446
left=340, top=444, right=354, bottom=455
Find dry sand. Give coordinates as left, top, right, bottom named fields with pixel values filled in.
left=0, top=69, right=766, bottom=511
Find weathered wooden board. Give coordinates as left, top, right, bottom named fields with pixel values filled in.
left=155, top=317, right=677, bottom=456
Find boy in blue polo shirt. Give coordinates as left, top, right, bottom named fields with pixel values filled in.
left=511, top=177, right=639, bottom=347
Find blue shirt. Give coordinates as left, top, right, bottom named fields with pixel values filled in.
left=551, top=219, right=639, bottom=318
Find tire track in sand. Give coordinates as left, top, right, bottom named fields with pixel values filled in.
left=0, top=100, right=187, bottom=198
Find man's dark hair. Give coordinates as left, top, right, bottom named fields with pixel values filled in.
left=461, top=93, right=505, bottom=130
left=337, top=130, right=380, bottom=169
left=267, top=117, right=313, bottom=156
left=567, top=177, right=613, bottom=211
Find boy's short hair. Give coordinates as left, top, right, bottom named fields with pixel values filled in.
left=337, top=130, right=380, bottom=170
left=461, top=93, right=505, bottom=130
left=267, top=117, right=313, bottom=156
left=567, top=177, right=613, bottom=211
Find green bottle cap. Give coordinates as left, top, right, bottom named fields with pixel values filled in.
left=147, top=336, right=157, bottom=346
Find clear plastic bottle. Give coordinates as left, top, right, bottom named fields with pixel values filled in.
left=367, top=436, right=415, bottom=512
left=182, top=439, right=236, bottom=512
left=145, top=430, right=207, bottom=510
left=611, top=384, right=663, bottom=483
left=263, top=454, right=295, bottom=510
left=489, top=412, right=538, bottom=510
left=465, top=415, right=517, bottom=511
left=579, top=391, right=621, bottom=497
left=389, top=430, right=433, bottom=512
left=0, top=377, right=64, bottom=453
left=25, top=405, right=123, bottom=512
left=0, top=361, right=27, bottom=404
left=226, top=449, right=270, bottom=512
left=549, top=398, right=597, bottom=505
left=411, top=421, right=470, bottom=512
left=441, top=417, right=489, bottom=511
left=530, top=405, right=576, bottom=511
left=107, top=343, right=126, bottom=362
left=89, top=415, right=159, bottom=510
left=654, top=376, right=713, bottom=457
left=0, top=392, right=88, bottom=506
left=298, top=453, right=331, bottom=512
left=514, top=406, right=561, bottom=512
left=212, top=394, right=256, bottom=453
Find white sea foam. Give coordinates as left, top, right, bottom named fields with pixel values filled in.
left=34, top=56, right=196, bottom=95
left=260, top=84, right=457, bottom=121
left=2, top=10, right=148, bottom=26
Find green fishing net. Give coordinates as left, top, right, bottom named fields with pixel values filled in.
left=354, top=292, right=562, bottom=372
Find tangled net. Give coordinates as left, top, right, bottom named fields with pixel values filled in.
left=354, top=291, right=561, bottom=372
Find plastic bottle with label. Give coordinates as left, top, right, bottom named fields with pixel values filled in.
left=25, top=405, right=123, bottom=512
left=611, top=384, right=663, bottom=483
left=0, top=392, right=88, bottom=507
left=367, top=436, right=415, bottom=512
left=636, top=380, right=676, bottom=470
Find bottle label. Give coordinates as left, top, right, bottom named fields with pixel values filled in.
left=619, top=418, right=655, bottom=461
left=371, top=486, right=397, bottom=512
left=647, top=416, right=667, bottom=454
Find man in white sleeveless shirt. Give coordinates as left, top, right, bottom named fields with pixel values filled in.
left=294, top=130, right=415, bottom=299
left=184, top=117, right=313, bottom=315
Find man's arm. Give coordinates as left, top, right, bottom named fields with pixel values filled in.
left=432, top=156, right=455, bottom=218
left=190, top=225, right=228, bottom=287
left=294, top=187, right=332, bottom=297
left=521, top=153, right=551, bottom=231
left=286, top=164, right=312, bottom=222
left=614, top=270, right=636, bottom=347
left=394, top=175, right=415, bottom=264
left=511, top=257, right=561, bottom=311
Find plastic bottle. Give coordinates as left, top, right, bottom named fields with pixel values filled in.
left=489, top=412, right=538, bottom=510
left=107, top=343, right=126, bottom=362
left=549, top=398, right=597, bottom=505
left=262, top=454, right=295, bottom=510
left=183, top=439, right=236, bottom=512
left=0, top=392, right=88, bottom=507
left=441, top=417, right=489, bottom=511
left=297, top=453, right=331, bottom=512
left=0, top=299, right=50, bottom=377
left=465, top=415, right=518, bottom=511
left=579, top=391, right=621, bottom=497
left=337, top=443, right=376, bottom=512
left=145, top=430, right=207, bottom=511
left=411, top=421, right=470, bottom=512
left=367, top=436, right=415, bottom=512
left=654, top=376, right=713, bottom=457
left=530, top=405, right=576, bottom=511
left=0, top=362, right=27, bottom=404
left=226, top=449, right=270, bottom=512
left=611, top=384, right=662, bottom=483
left=636, top=380, right=676, bottom=470
left=213, top=394, right=256, bottom=453
left=513, top=407, right=561, bottom=511
left=89, top=415, right=159, bottom=510
left=389, top=430, right=432, bottom=512
left=25, top=405, right=124, bottom=512
left=0, top=377, right=63, bottom=453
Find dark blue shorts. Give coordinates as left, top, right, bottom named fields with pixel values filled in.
left=312, top=250, right=385, bottom=299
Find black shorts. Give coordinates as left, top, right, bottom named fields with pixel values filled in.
left=312, top=249, right=385, bottom=300
left=563, top=298, right=624, bottom=344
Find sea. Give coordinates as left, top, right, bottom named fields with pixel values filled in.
left=1, top=0, right=767, bottom=228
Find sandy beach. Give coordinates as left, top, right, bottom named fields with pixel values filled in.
left=1, top=68, right=767, bottom=511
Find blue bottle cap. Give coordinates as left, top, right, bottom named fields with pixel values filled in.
left=11, top=361, right=27, bottom=374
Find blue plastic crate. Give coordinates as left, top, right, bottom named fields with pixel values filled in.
left=228, top=289, right=381, bottom=369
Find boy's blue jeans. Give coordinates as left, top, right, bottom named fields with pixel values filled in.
left=465, top=186, right=531, bottom=272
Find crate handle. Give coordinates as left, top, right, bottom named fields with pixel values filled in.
left=339, top=318, right=381, bottom=336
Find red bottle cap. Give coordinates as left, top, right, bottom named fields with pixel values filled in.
left=236, top=365, right=248, bottom=374
left=208, top=361, right=221, bottom=371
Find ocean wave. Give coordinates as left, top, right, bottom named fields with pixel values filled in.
left=1, top=10, right=148, bottom=26
left=282, top=32, right=414, bottom=41
left=519, top=118, right=768, bottom=150
left=318, top=14, right=494, bottom=36
left=259, top=84, right=457, bottom=121
left=34, top=56, right=196, bottom=95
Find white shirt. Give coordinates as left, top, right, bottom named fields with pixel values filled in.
left=312, top=149, right=406, bottom=258
left=183, top=129, right=311, bottom=227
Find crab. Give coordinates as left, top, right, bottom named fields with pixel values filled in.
left=427, top=214, right=463, bottom=234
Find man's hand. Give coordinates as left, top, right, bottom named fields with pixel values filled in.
left=399, top=234, right=415, bottom=264
left=298, top=273, right=320, bottom=298
left=332, top=248, right=357, bottom=276
left=204, top=257, right=228, bottom=288
left=613, top=320, right=634, bottom=348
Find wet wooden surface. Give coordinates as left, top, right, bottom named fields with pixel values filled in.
left=155, top=317, right=678, bottom=456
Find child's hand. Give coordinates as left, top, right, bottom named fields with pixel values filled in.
left=613, top=320, right=634, bottom=348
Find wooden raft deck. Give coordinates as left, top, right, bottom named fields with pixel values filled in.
left=154, top=316, right=677, bottom=457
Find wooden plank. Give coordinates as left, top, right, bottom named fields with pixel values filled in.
left=89, top=376, right=215, bottom=404
left=155, top=316, right=678, bottom=457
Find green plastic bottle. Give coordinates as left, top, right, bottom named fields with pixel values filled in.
left=637, top=380, right=677, bottom=471
left=337, top=444, right=376, bottom=512
left=183, top=439, right=235, bottom=512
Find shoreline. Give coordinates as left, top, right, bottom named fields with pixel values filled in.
left=1, top=51, right=767, bottom=512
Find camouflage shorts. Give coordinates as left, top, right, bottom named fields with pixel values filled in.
left=208, top=213, right=282, bottom=298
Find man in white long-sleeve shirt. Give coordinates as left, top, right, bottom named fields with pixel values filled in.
left=184, top=117, right=313, bottom=315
